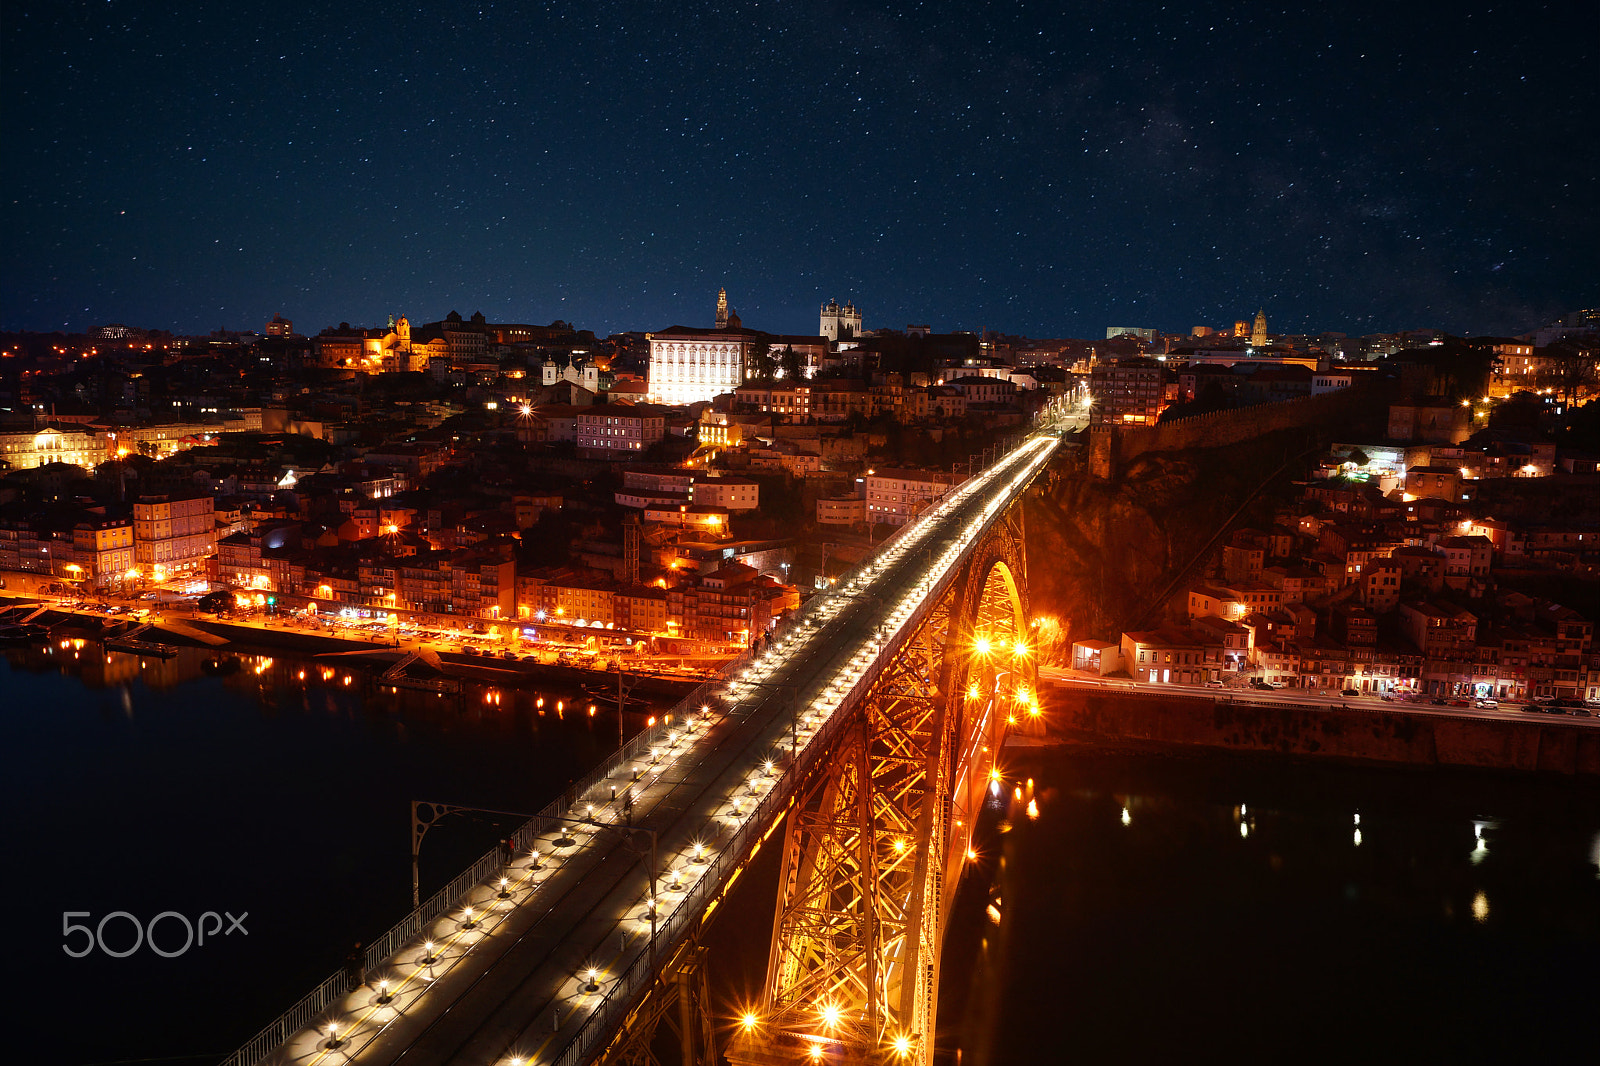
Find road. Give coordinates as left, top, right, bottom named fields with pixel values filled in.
left=1038, top=667, right=1600, bottom=728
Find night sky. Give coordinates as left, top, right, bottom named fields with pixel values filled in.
left=3, top=1, right=1595, bottom=340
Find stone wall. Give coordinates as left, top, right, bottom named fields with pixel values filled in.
left=1041, top=686, right=1600, bottom=775
left=1089, top=386, right=1376, bottom=479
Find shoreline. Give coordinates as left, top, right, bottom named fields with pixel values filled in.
left=2, top=594, right=707, bottom=699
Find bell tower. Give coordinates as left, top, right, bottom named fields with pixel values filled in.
left=1251, top=308, right=1268, bottom=348
left=716, top=287, right=729, bottom=330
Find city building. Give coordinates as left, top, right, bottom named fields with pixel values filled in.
left=133, top=492, right=217, bottom=576
left=576, top=406, right=669, bottom=458
left=863, top=468, right=961, bottom=527
left=1088, top=359, right=1171, bottom=423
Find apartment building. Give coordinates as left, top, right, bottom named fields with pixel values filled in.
left=133, top=492, right=217, bottom=574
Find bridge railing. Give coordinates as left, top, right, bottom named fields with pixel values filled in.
left=544, top=574, right=909, bottom=1066
left=218, top=654, right=765, bottom=1066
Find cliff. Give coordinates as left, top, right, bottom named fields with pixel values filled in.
left=1024, top=391, right=1389, bottom=643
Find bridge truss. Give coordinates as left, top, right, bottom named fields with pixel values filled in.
left=725, top=515, right=1034, bottom=1066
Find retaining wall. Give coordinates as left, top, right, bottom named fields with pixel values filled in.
left=1041, top=686, right=1600, bottom=775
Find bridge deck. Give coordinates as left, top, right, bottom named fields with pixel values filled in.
left=246, top=435, right=1059, bottom=1066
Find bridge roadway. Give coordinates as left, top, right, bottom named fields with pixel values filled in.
left=257, top=434, right=1059, bottom=1066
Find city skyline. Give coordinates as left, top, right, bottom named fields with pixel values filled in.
left=3, top=2, right=1595, bottom=339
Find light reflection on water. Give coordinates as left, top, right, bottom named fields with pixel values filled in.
left=943, top=748, right=1600, bottom=1065
left=3, top=640, right=684, bottom=1066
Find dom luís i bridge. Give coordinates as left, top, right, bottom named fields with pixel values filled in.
left=224, top=431, right=1060, bottom=1066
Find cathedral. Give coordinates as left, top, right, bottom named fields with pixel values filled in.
left=819, top=299, right=862, bottom=341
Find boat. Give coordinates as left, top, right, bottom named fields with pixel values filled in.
left=104, top=638, right=178, bottom=659
left=0, top=623, right=48, bottom=645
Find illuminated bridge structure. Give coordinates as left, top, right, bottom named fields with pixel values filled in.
left=226, top=433, right=1059, bottom=1066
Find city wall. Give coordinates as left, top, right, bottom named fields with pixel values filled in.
left=1038, top=687, right=1600, bottom=775
left=1089, top=387, right=1375, bottom=479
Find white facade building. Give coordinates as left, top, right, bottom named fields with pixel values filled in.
left=647, top=326, right=758, bottom=406
left=863, top=468, right=963, bottom=527
left=690, top=476, right=760, bottom=511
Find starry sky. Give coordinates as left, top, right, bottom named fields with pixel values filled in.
left=3, top=1, right=1595, bottom=340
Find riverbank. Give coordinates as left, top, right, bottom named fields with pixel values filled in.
left=0, top=594, right=705, bottom=700
left=1026, top=686, right=1600, bottom=775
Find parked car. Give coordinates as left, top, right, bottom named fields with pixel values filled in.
left=1340, top=688, right=1360, bottom=697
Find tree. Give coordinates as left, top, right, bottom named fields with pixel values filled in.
left=779, top=345, right=803, bottom=381
left=1545, top=342, right=1599, bottom=410
left=747, top=339, right=774, bottom=381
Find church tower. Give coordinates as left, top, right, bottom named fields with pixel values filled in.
left=819, top=299, right=863, bottom=342
left=716, top=288, right=729, bottom=329
left=1251, top=308, right=1268, bottom=348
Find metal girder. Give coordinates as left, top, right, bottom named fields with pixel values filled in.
left=598, top=940, right=716, bottom=1066
left=731, top=517, right=1032, bottom=1066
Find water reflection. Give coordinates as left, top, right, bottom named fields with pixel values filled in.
left=1471, top=820, right=1491, bottom=864
left=2, top=637, right=690, bottom=1066
left=944, top=748, right=1600, bottom=1066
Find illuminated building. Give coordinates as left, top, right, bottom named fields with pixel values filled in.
left=863, top=468, right=961, bottom=527
left=0, top=427, right=108, bottom=471
left=647, top=325, right=761, bottom=406
left=1088, top=358, right=1172, bottom=423
left=133, top=492, right=217, bottom=575
left=1251, top=308, right=1269, bottom=347
left=69, top=517, right=135, bottom=589
left=818, top=299, right=862, bottom=341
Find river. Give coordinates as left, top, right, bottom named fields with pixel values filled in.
left=939, top=743, right=1600, bottom=1065
left=4, top=640, right=653, bottom=1066
left=6, top=645, right=1598, bottom=1065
